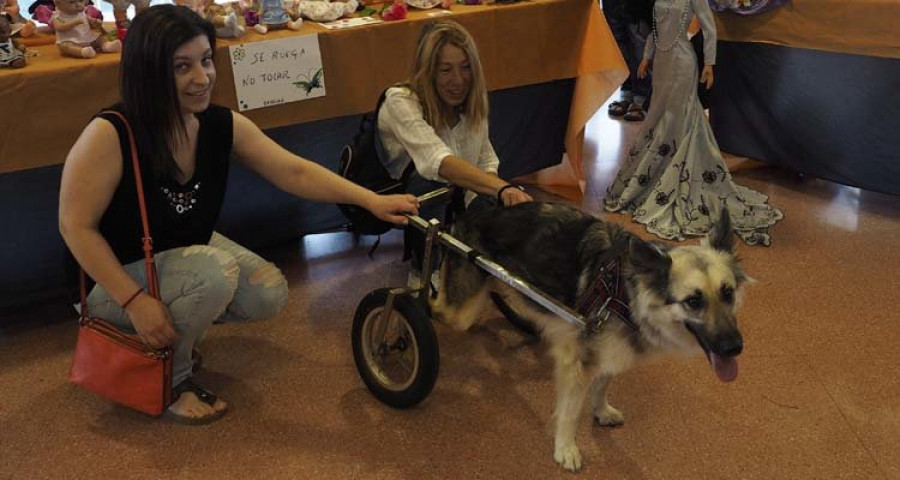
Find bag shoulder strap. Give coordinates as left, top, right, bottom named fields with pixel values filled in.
left=79, top=110, right=161, bottom=319
left=375, top=84, right=416, bottom=183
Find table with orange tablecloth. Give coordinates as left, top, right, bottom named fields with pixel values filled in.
left=0, top=0, right=627, bottom=310
left=714, top=0, right=899, bottom=60
left=709, top=0, right=900, bottom=194
left=0, top=0, right=625, bottom=177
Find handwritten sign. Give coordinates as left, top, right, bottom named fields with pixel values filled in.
left=229, top=35, right=326, bottom=112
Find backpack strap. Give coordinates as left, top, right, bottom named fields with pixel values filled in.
left=375, top=84, right=417, bottom=183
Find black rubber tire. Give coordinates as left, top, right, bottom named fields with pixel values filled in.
left=352, top=288, right=440, bottom=408
left=490, top=292, right=540, bottom=337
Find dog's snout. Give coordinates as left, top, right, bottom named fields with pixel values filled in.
left=714, top=334, right=743, bottom=357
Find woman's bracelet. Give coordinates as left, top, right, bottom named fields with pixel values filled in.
left=121, top=287, right=144, bottom=310
left=497, top=184, right=525, bottom=204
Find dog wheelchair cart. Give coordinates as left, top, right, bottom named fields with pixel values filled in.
left=351, top=187, right=596, bottom=408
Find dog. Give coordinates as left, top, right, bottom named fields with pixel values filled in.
left=430, top=202, right=747, bottom=471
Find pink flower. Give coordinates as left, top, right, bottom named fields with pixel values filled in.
left=381, top=0, right=407, bottom=20
left=85, top=5, right=102, bottom=21
left=32, top=4, right=53, bottom=25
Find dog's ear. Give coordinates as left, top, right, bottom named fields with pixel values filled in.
left=629, top=237, right=671, bottom=278
left=708, top=210, right=734, bottom=253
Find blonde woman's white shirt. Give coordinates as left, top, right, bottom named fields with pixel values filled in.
left=377, top=87, right=500, bottom=185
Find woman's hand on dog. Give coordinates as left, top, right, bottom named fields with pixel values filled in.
left=500, top=186, right=533, bottom=206
left=369, top=193, right=420, bottom=225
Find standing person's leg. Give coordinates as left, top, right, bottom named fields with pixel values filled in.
left=604, top=0, right=635, bottom=116
left=631, top=20, right=652, bottom=107
left=624, top=20, right=652, bottom=121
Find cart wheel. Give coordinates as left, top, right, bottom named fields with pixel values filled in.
left=352, top=288, right=439, bottom=408
left=490, top=292, right=540, bottom=337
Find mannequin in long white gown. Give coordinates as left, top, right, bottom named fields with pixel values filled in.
left=604, top=0, right=783, bottom=246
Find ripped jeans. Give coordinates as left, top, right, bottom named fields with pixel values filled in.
left=85, top=232, right=288, bottom=388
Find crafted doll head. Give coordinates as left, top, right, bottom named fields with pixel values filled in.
left=54, top=0, right=86, bottom=15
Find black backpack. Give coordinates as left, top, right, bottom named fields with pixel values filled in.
left=338, top=88, right=414, bottom=236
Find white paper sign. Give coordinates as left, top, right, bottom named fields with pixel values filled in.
left=229, top=35, right=326, bottom=112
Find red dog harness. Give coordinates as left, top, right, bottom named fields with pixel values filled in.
left=574, top=237, right=637, bottom=334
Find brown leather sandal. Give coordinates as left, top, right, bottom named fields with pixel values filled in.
left=608, top=100, right=631, bottom=117
left=191, top=348, right=202, bottom=374
left=623, top=104, right=646, bottom=122
left=163, top=378, right=227, bottom=425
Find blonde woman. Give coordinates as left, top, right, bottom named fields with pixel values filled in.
left=378, top=20, right=533, bottom=276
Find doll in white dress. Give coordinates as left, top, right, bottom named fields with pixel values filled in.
left=604, top=0, right=783, bottom=246
left=52, top=0, right=121, bottom=58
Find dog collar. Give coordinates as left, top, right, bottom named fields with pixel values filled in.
left=574, top=236, right=637, bottom=334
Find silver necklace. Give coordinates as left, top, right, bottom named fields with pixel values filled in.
left=654, top=0, right=677, bottom=23
left=652, top=0, right=692, bottom=52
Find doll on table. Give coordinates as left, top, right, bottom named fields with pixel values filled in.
left=174, top=0, right=244, bottom=38
left=287, top=0, right=357, bottom=23
left=102, top=0, right=150, bottom=30
left=206, top=1, right=245, bottom=37
left=253, top=0, right=301, bottom=35
left=0, top=14, right=26, bottom=68
left=52, top=0, right=121, bottom=59
left=28, top=0, right=102, bottom=31
left=1, top=0, right=36, bottom=37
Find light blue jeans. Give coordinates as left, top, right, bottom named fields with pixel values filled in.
left=86, top=232, right=288, bottom=387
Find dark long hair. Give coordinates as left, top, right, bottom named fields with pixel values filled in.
left=120, top=5, right=216, bottom=180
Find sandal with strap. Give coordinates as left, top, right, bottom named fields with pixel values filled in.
left=163, top=378, right=228, bottom=425
left=191, top=348, right=202, bottom=374
left=623, top=104, right=646, bottom=122
left=608, top=100, right=631, bottom=117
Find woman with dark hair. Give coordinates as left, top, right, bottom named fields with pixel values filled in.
left=377, top=20, right=533, bottom=280
left=59, top=4, right=418, bottom=424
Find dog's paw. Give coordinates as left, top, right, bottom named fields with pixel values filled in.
left=593, top=404, right=625, bottom=427
left=553, top=442, right=583, bottom=472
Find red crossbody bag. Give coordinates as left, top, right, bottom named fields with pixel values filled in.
left=68, top=110, right=173, bottom=416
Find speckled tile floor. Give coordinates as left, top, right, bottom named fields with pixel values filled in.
left=2, top=103, right=898, bottom=479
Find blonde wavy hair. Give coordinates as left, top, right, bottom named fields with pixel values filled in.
left=408, top=20, right=488, bottom=133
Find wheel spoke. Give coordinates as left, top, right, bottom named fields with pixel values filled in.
left=395, top=355, right=413, bottom=375
left=370, top=311, right=391, bottom=355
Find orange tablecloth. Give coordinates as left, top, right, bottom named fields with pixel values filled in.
left=714, top=0, right=900, bottom=59
left=0, top=0, right=626, bottom=177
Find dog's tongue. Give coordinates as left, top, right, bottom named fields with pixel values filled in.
left=710, top=353, right=738, bottom=383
